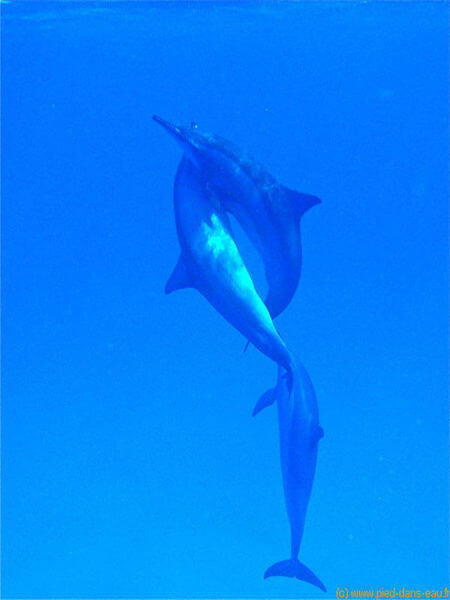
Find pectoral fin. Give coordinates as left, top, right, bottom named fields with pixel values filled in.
left=252, top=387, right=276, bottom=416
left=165, top=255, right=193, bottom=294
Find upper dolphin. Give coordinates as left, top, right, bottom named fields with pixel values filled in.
left=153, top=115, right=320, bottom=319
left=164, top=154, right=295, bottom=379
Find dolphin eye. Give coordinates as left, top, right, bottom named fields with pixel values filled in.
left=190, top=121, right=198, bottom=129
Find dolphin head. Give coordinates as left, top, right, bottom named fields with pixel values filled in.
left=153, top=115, right=208, bottom=162
left=153, top=116, right=249, bottom=198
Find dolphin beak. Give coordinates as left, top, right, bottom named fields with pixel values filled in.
left=152, top=115, right=186, bottom=144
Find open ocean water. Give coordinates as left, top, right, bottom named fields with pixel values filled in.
left=2, top=1, right=449, bottom=597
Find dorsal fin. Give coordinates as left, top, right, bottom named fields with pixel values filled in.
left=284, top=187, right=321, bottom=220
left=165, top=255, right=193, bottom=294
left=310, top=424, right=324, bottom=447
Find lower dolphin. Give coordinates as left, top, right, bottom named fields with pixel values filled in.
left=254, top=364, right=326, bottom=592
left=165, top=155, right=295, bottom=378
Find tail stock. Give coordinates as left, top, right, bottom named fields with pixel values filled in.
left=264, top=558, right=326, bottom=592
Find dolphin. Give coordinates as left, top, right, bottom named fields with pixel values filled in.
left=253, top=364, right=326, bottom=592
left=164, top=154, right=295, bottom=378
left=153, top=115, right=320, bottom=319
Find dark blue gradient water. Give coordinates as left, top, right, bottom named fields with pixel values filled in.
left=2, top=1, right=448, bottom=597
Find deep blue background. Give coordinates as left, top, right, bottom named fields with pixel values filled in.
left=2, top=1, right=448, bottom=597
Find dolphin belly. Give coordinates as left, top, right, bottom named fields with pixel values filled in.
left=170, top=156, right=294, bottom=374
left=220, top=194, right=301, bottom=319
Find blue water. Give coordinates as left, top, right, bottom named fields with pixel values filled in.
left=2, top=1, right=448, bottom=597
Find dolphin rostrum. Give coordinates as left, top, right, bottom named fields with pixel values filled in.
left=164, top=154, right=295, bottom=378
left=254, top=365, right=326, bottom=592
left=153, top=115, right=320, bottom=319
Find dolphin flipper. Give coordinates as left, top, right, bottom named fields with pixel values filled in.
left=252, top=387, right=276, bottom=416
left=165, top=255, right=193, bottom=294
left=264, top=558, right=326, bottom=593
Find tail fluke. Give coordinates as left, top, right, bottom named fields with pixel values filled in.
left=264, top=558, right=326, bottom=592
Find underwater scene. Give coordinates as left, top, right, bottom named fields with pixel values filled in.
left=2, top=1, right=449, bottom=598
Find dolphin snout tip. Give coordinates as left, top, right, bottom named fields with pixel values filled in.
left=152, top=114, right=169, bottom=128
left=152, top=115, right=185, bottom=142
